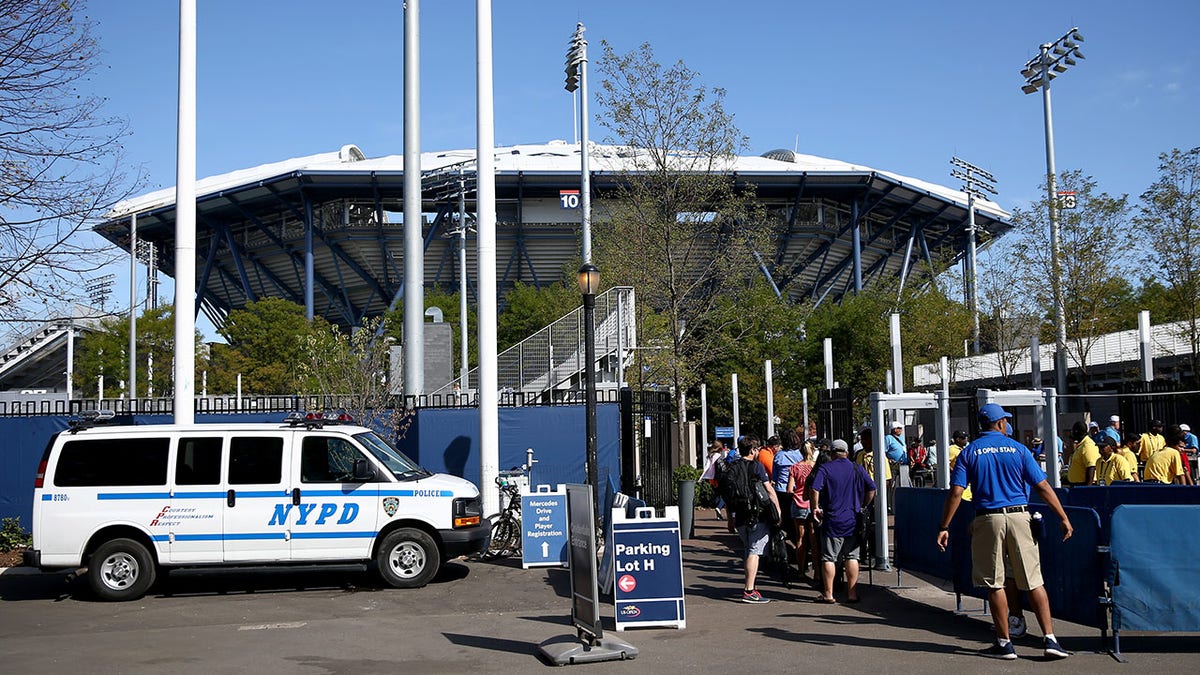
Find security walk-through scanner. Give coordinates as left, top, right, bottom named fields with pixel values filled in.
left=868, top=392, right=945, bottom=571
left=976, top=388, right=1061, bottom=488
left=868, top=388, right=1060, bottom=571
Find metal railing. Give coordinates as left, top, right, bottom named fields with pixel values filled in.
left=434, top=286, right=636, bottom=401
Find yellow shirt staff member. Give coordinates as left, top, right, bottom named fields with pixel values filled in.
left=1066, top=422, right=1099, bottom=486
left=1138, top=420, right=1166, bottom=462
left=948, top=430, right=971, bottom=501
left=1095, top=438, right=1134, bottom=485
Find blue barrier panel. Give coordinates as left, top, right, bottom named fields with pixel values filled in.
left=894, top=487, right=956, bottom=580
left=1066, top=485, right=1200, bottom=545
left=1110, top=504, right=1200, bottom=633
left=949, top=504, right=1105, bottom=630
left=1032, top=504, right=1105, bottom=629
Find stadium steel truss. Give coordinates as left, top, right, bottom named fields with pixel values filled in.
left=95, top=141, right=1012, bottom=331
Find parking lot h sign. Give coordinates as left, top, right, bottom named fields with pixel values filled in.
left=612, top=506, right=685, bottom=630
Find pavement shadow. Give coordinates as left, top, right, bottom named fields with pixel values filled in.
left=0, top=560, right=471, bottom=603
left=443, top=632, right=540, bottom=657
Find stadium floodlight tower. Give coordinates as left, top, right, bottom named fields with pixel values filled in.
left=564, top=22, right=592, bottom=264
left=950, top=157, right=998, bottom=354
left=1021, top=27, right=1084, bottom=395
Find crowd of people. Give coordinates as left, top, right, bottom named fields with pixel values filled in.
left=697, top=406, right=1200, bottom=660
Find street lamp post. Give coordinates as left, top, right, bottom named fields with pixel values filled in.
left=1022, top=27, right=1084, bottom=395
left=950, top=157, right=997, bottom=354
left=578, top=263, right=600, bottom=519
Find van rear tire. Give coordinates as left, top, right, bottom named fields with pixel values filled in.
left=87, top=538, right=157, bottom=602
left=375, top=528, right=440, bottom=588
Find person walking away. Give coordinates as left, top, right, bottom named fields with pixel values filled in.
left=772, top=431, right=805, bottom=546
left=1118, top=433, right=1142, bottom=482
left=1144, top=426, right=1188, bottom=484
left=1066, top=422, right=1099, bottom=486
left=700, top=440, right=728, bottom=519
left=1095, top=436, right=1135, bottom=485
left=721, top=436, right=781, bottom=603
left=786, top=440, right=816, bottom=578
left=811, top=439, right=876, bottom=604
left=937, top=403, right=1073, bottom=660
left=757, top=436, right=777, bottom=485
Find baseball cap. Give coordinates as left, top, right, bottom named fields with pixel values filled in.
left=1088, top=421, right=1099, bottom=429
left=891, top=420, right=904, bottom=429
left=1182, top=423, right=1192, bottom=432
left=1097, top=435, right=1117, bottom=447
left=1110, top=415, right=1120, bottom=423
left=978, top=402, right=1013, bottom=423
left=1151, top=419, right=1164, bottom=427
left=832, top=439, right=849, bottom=452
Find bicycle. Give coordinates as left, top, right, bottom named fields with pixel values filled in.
left=482, top=471, right=525, bottom=560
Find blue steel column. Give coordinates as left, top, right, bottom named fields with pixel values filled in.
left=304, top=196, right=315, bottom=321
left=851, top=197, right=863, bottom=293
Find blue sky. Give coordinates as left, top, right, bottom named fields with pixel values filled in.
left=75, top=0, right=1198, bottom=335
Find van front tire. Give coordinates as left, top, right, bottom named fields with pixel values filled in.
left=88, top=538, right=157, bottom=602
left=375, top=528, right=440, bottom=588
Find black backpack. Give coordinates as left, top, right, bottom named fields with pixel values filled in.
left=719, top=459, right=761, bottom=523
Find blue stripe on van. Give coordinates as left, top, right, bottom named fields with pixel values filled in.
left=291, top=531, right=377, bottom=540
left=151, top=532, right=379, bottom=543
left=173, top=491, right=226, bottom=499
left=41, top=494, right=51, bottom=501
left=97, top=492, right=171, bottom=500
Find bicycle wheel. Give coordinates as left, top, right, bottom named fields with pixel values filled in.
left=485, top=514, right=521, bottom=559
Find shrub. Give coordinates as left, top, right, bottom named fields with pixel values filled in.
left=0, top=517, right=31, bottom=552
left=671, top=464, right=715, bottom=506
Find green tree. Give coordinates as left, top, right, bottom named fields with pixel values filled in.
left=75, top=305, right=197, bottom=398
left=1009, top=171, right=1133, bottom=390
left=593, top=42, right=772, bottom=460
left=977, top=249, right=1042, bottom=385
left=1135, top=147, right=1200, bottom=375
left=296, top=316, right=411, bottom=435
left=699, top=280, right=809, bottom=437
left=496, top=280, right=580, bottom=352
left=209, top=298, right=321, bottom=394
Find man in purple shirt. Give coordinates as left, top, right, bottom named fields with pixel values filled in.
left=811, top=439, right=876, bottom=604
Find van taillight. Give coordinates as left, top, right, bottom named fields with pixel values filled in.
left=34, top=459, right=47, bottom=489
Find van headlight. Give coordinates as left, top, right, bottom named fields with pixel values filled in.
left=452, top=497, right=482, bottom=529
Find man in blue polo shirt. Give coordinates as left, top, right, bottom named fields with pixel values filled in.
left=936, top=403, right=1074, bottom=661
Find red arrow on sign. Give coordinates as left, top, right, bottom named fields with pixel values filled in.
left=617, top=574, right=637, bottom=593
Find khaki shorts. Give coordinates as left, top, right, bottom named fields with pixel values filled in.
left=970, top=511, right=1043, bottom=591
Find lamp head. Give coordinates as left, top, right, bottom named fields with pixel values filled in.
left=577, top=263, right=601, bottom=295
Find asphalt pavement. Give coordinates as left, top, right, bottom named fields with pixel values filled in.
left=0, top=514, right=1195, bottom=673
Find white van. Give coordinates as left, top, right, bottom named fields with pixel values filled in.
left=24, top=412, right=487, bottom=601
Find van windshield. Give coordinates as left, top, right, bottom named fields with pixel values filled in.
left=354, top=431, right=430, bottom=480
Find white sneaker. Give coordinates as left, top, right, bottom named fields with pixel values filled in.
left=1009, top=615, right=1027, bottom=639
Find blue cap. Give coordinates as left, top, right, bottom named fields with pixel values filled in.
left=978, top=403, right=1013, bottom=423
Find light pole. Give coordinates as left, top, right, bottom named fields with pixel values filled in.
left=565, top=22, right=592, bottom=264
left=578, top=263, right=600, bottom=519
left=1022, top=27, right=1084, bottom=395
left=950, top=156, right=997, bottom=354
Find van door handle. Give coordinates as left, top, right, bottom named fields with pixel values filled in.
left=292, top=488, right=300, bottom=505
left=227, top=489, right=236, bottom=507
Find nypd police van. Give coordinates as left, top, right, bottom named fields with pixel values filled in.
left=24, top=411, right=487, bottom=601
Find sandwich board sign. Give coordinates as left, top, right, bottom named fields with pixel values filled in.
left=612, top=506, right=686, bottom=630
left=521, top=484, right=568, bottom=568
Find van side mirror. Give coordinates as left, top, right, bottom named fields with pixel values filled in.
left=353, top=459, right=377, bottom=482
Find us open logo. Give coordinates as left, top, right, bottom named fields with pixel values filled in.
left=382, top=497, right=399, bottom=517
left=618, top=605, right=641, bottom=618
